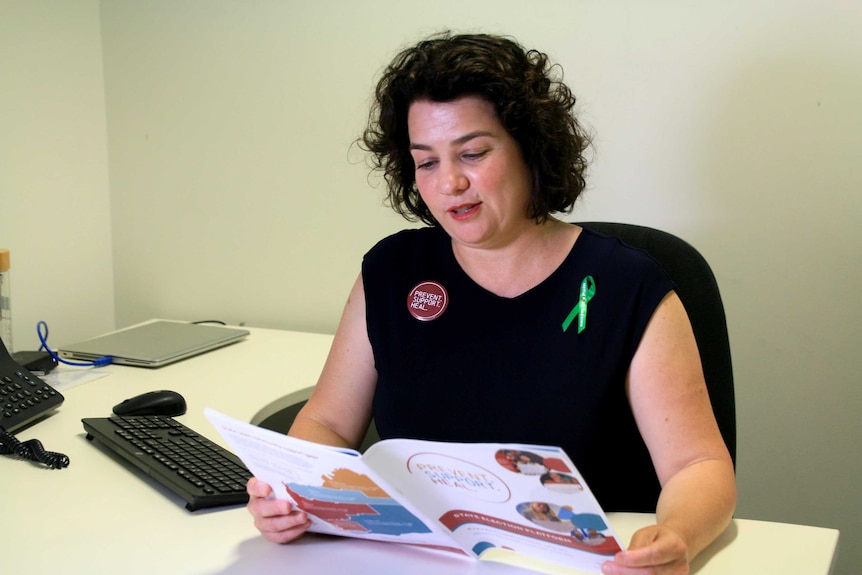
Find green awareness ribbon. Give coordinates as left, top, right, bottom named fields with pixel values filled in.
left=562, top=276, right=596, bottom=334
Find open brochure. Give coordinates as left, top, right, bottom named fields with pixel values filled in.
left=205, top=409, right=622, bottom=574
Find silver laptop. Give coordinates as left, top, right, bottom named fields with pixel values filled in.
left=58, top=320, right=249, bottom=368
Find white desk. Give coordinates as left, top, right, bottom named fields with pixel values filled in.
left=1, top=326, right=839, bottom=574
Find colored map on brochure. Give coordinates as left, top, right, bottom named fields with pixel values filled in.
left=283, top=467, right=434, bottom=537
left=205, top=409, right=622, bottom=574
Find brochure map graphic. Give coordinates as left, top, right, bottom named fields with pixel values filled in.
left=284, top=468, right=433, bottom=536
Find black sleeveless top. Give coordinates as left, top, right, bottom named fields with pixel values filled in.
left=362, top=225, right=676, bottom=512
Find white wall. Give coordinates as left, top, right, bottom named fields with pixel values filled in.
left=5, top=1, right=861, bottom=574
left=0, top=0, right=115, bottom=352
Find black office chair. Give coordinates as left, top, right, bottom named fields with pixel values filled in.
left=260, top=223, right=736, bottom=464
left=579, top=222, right=736, bottom=465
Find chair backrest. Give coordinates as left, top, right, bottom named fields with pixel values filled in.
left=579, top=222, right=736, bottom=465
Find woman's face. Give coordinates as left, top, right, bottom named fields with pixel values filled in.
left=530, top=501, right=550, bottom=514
left=407, top=96, right=533, bottom=251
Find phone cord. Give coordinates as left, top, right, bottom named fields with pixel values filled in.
left=0, top=426, right=70, bottom=469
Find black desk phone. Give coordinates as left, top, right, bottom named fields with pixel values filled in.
left=0, top=336, right=68, bottom=468
left=1, top=337, right=64, bottom=432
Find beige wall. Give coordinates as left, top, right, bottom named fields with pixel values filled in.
left=3, top=2, right=860, bottom=574
left=0, top=0, right=115, bottom=351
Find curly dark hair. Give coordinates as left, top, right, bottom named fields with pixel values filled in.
left=361, top=32, right=592, bottom=226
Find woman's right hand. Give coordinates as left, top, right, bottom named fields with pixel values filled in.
left=246, top=477, right=312, bottom=544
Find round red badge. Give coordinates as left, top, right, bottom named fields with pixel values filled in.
left=407, top=281, right=449, bottom=321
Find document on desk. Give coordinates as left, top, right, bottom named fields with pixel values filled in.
left=206, top=409, right=621, bottom=574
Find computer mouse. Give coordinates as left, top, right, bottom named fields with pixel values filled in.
left=113, top=390, right=187, bottom=417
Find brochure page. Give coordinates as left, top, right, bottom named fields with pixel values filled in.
left=205, top=409, right=454, bottom=549
left=362, top=439, right=622, bottom=573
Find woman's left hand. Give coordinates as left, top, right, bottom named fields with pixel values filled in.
left=601, top=524, right=690, bottom=575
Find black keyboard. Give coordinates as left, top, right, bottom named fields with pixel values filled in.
left=82, top=415, right=252, bottom=511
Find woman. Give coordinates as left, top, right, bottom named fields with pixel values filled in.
left=520, top=501, right=570, bottom=533
left=248, top=32, right=736, bottom=575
